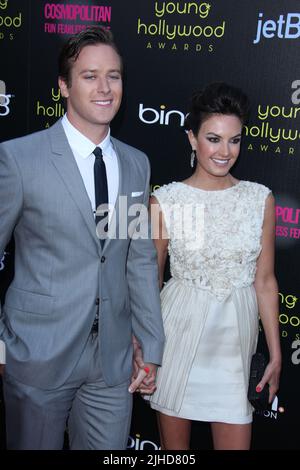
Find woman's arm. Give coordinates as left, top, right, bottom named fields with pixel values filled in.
left=150, top=195, right=169, bottom=290
left=254, top=193, right=281, bottom=402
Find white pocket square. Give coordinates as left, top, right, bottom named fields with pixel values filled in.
left=131, top=191, right=144, bottom=197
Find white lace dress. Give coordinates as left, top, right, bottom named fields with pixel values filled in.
left=149, top=181, right=270, bottom=424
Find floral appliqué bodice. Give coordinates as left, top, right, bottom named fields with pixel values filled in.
left=153, top=181, right=271, bottom=301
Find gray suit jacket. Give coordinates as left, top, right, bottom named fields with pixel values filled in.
left=0, top=120, right=164, bottom=389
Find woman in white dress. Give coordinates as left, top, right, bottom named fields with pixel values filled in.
left=148, top=83, right=281, bottom=450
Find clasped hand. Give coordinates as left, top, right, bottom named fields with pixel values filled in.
left=129, top=339, right=157, bottom=394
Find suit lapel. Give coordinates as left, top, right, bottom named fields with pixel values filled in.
left=48, top=121, right=101, bottom=251
left=103, top=138, right=130, bottom=252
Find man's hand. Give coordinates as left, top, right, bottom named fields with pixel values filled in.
left=0, top=364, right=4, bottom=376
left=132, top=336, right=144, bottom=379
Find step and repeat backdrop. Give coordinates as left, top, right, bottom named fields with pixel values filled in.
left=0, top=0, right=299, bottom=450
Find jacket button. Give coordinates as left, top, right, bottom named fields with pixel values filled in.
left=95, top=298, right=100, bottom=305
left=101, top=256, right=105, bottom=263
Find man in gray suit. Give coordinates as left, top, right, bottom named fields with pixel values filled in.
left=0, top=26, right=164, bottom=450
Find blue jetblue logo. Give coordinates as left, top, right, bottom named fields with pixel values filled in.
left=254, top=12, right=300, bottom=44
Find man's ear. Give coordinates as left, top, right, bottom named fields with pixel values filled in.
left=58, top=77, right=69, bottom=99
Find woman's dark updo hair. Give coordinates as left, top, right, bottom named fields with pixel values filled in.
left=184, top=82, right=250, bottom=135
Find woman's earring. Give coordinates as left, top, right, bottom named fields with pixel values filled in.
left=190, top=150, right=196, bottom=168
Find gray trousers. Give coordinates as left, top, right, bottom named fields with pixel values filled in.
left=3, top=332, right=132, bottom=450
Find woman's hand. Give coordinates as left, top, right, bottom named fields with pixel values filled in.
left=130, top=336, right=157, bottom=394
left=256, top=359, right=281, bottom=403
left=129, top=363, right=157, bottom=394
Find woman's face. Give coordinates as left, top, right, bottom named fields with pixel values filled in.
left=188, top=113, right=242, bottom=178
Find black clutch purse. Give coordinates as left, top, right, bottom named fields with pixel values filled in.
left=247, top=352, right=269, bottom=410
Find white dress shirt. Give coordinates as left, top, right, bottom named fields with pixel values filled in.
left=62, top=114, right=119, bottom=220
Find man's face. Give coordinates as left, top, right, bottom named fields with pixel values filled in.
left=59, top=43, right=122, bottom=140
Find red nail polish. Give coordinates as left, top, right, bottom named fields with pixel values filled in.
left=144, top=366, right=150, bottom=374
left=256, top=385, right=262, bottom=392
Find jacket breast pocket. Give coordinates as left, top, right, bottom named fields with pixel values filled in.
left=5, top=286, right=55, bottom=316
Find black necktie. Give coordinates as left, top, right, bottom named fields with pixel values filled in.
left=93, top=147, right=108, bottom=245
